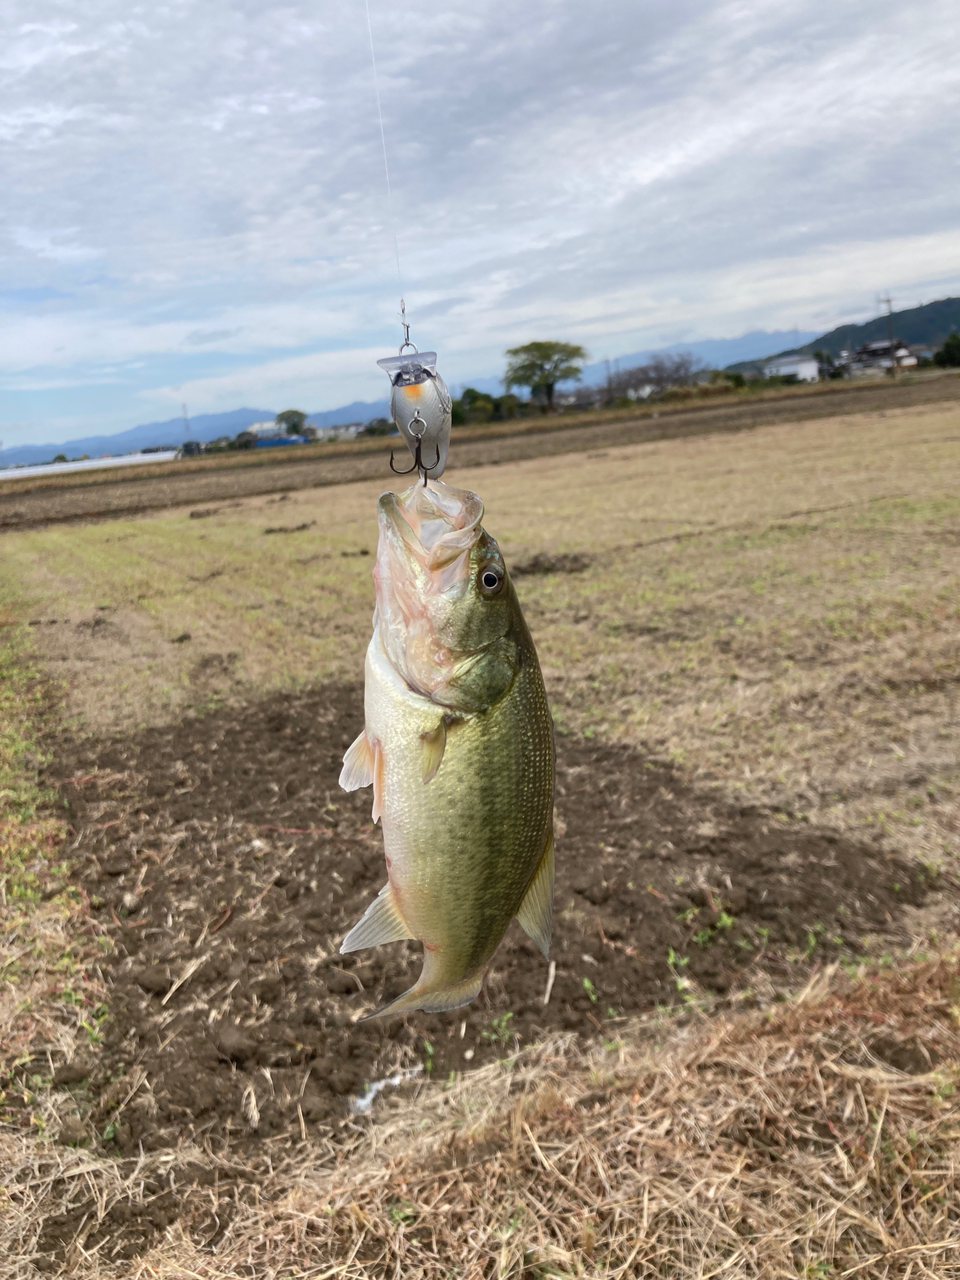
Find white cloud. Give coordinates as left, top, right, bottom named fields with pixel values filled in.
left=1, top=0, right=959, bottom=444
left=11, top=226, right=103, bottom=263
left=147, top=346, right=389, bottom=412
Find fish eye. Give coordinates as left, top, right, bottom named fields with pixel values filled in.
left=479, top=565, right=504, bottom=595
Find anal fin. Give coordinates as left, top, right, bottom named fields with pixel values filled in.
left=339, top=730, right=376, bottom=791
left=515, top=830, right=554, bottom=959
left=340, top=883, right=414, bottom=954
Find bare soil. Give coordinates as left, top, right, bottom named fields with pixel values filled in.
left=16, top=681, right=938, bottom=1196
left=2, top=374, right=958, bottom=531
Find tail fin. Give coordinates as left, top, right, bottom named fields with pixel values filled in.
left=359, top=967, right=484, bottom=1022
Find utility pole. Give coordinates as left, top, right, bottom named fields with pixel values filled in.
left=879, top=294, right=897, bottom=375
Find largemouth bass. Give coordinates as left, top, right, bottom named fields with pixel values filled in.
left=339, top=478, right=555, bottom=1019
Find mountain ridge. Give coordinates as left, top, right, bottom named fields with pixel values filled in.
left=5, top=304, right=956, bottom=467
left=723, top=297, right=960, bottom=372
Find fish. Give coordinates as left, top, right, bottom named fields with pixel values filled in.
left=339, top=478, right=555, bottom=1019
left=376, top=350, right=452, bottom=477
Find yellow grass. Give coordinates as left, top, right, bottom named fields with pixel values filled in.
left=4, top=398, right=958, bottom=865
left=0, top=593, right=105, bottom=1116
left=3, top=958, right=959, bottom=1277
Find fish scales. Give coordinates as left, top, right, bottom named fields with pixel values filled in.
left=339, top=478, right=555, bottom=1018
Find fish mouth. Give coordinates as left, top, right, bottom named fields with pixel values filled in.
left=378, top=480, right=483, bottom=577
left=375, top=481, right=485, bottom=694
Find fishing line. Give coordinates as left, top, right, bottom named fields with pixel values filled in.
left=363, top=0, right=406, bottom=330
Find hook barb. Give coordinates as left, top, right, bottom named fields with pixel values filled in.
left=389, top=437, right=441, bottom=483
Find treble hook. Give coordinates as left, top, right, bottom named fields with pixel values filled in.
left=389, top=437, right=442, bottom=484
left=390, top=412, right=441, bottom=484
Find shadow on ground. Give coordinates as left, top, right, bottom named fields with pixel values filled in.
left=23, top=686, right=933, bottom=1164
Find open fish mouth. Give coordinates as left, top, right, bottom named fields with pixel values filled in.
left=373, top=480, right=488, bottom=700
left=378, top=480, right=483, bottom=572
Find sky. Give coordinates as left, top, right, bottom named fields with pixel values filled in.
left=2, top=0, right=960, bottom=447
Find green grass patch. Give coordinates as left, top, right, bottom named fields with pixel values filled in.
left=0, top=578, right=96, bottom=1070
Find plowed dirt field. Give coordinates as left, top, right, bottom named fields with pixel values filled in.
left=39, top=684, right=934, bottom=1163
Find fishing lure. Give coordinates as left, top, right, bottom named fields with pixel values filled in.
left=377, top=313, right=452, bottom=480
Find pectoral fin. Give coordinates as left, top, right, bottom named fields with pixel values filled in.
left=340, top=883, right=414, bottom=954
left=420, top=715, right=461, bottom=784
left=420, top=720, right=447, bottom=784
left=340, top=731, right=385, bottom=823
left=515, top=831, right=555, bottom=959
left=371, top=740, right=385, bottom=824
left=339, top=730, right=376, bottom=791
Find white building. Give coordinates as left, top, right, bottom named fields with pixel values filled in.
left=763, top=355, right=820, bottom=383
left=839, top=340, right=918, bottom=377
left=311, top=422, right=364, bottom=441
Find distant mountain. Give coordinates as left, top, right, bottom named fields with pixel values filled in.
left=307, top=399, right=390, bottom=428
left=0, top=408, right=275, bottom=468
left=10, top=307, right=953, bottom=470
left=0, top=401, right=402, bottom=469
left=724, top=297, right=960, bottom=372
left=582, top=331, right=822, bottom=382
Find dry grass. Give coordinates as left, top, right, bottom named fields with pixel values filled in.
left=2, top=396, right=960, bottom=1276
left=0, top=592, right=106, bottom=1144
left=2, top=959, right=958, bottom=1277
left=4, top=398, right=958, bottom=871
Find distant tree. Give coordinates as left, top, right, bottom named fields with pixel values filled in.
left=496, top=392, right=522, bottom=419
left=934, top=332, right=960, bottom=368
left=814, top=348, right=846, bottom=380
left=53, top=453, right=67, bottom=463
left=235, top=431, right=256, bottom=450
left=606, top=352, right=703, bottom=401
left=460, top=388, right=496, bottom=423
left=452, top=388, right=526, bottom=426
left=645, top=352, right=702, bottom=392
left=504, top=341, right=587, bottom=412
left=361, top=417, right=393, bottom=436
left=276, top=409, right=308, bottom=436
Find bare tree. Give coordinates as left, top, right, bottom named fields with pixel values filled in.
left=607, top=351, right=703, bottom=400
left=645, top=352, right=703, bottom=392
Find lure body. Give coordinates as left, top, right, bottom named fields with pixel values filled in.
left=377, top=350, right=452, bottom=477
